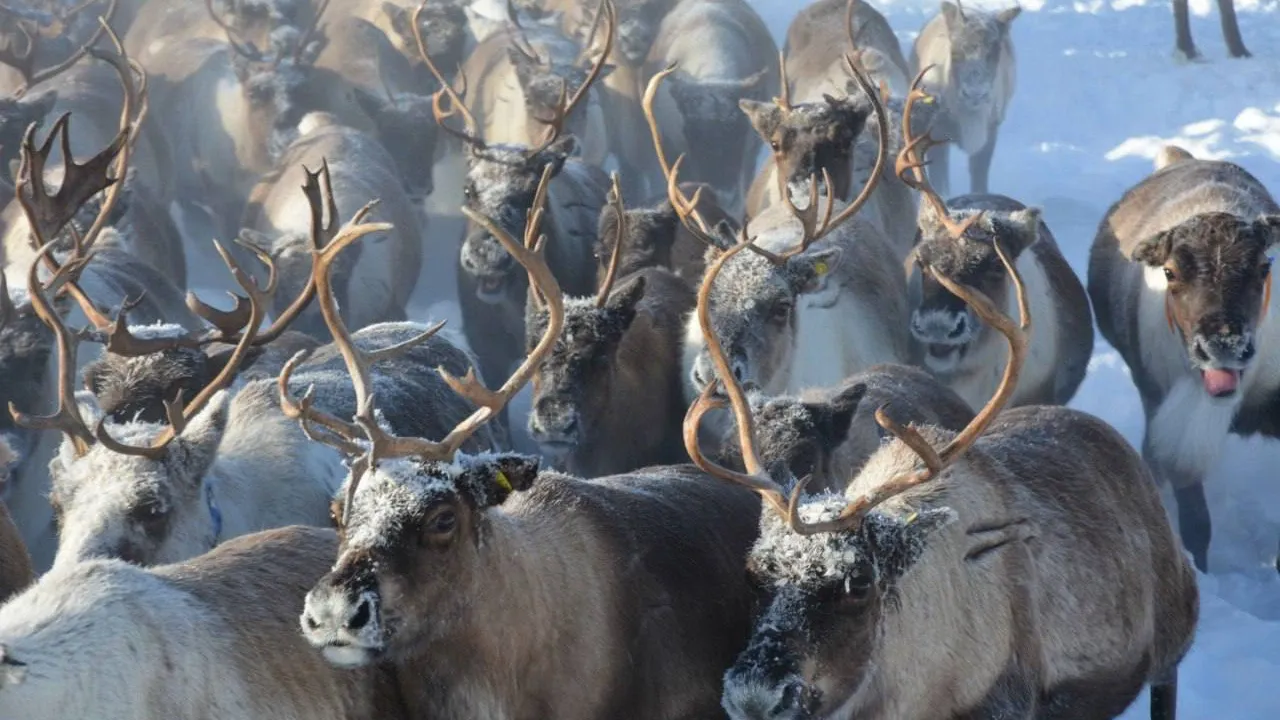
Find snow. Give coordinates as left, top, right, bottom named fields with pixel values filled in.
left=749, top=0, right=1280, bottom=716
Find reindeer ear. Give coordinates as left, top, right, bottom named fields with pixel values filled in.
left=791, top=247, right=844, bottom=295
left=863, top=506, right=956, bottom=584
left=1132, top=228, right=1174, bottom=266
left=174, top=391, right=231, bottom=478
left=1256, top=215, right=1280, bottom=250
left=940, top=1, right=962, bottom=27
left=467, top=454, right=540, bottom=507
left=739, top=99, right=782, bottom=140
left=351, top=87, right=387, bottom=119
left=601, top=275, right=646, bottom=339
left=999, top=207, right=1041, bottom=257
left=814, top=382, right=867, bottom=446
left=996, top=6, right=1022, bottom=25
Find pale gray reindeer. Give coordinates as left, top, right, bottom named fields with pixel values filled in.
left=898, top=79, right=1092, bottom=410
left=0, top=526, right=415, bottom=720
left=123, top=0, right=320, bottom=68
left=287, top=186, right=763, bottom=720
left=527, top=178, right=696, bottom=476
left=240, top=117, right=424, bottom=338
left=639, top=0, right=778, bottom=212
left=422, top=27, right=611, bottom=397
left=911, top=0, right=1019, bottom=197
left=645, top=65, right=911, bottom=400
left=593, top=180, right=735, bottom=285
left=715, top=363, right=974, bottom=495
left=1089, top=145, right=1280, bottom=572
left=1172, top=0, right=1250, bottom=59
left=783, top=0, right=910, bottom=96
left=138, top=0, right=329, bottom=246
left=2, top=50, right=204, bottom=571
left=689, top=227, right=1198, bottom=720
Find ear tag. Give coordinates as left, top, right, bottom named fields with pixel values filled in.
left=814, top=261, right=830, bottom=276
left=904, top=511, right=919, bottom=524
left=495, top=470, right=513, bottom=493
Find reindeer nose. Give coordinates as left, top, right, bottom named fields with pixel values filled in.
left=949, top=314, right=969, bottom=339
left=346, top=595, right=374, bottom=631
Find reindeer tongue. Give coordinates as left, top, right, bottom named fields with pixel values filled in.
left=1202, top=369, right=1241, bottom=397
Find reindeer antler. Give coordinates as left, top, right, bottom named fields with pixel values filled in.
left=205, top=0, right=271, bottom=63
left=896, top=66, right=984, bottom=240
left=279, top=164, right=564, bottom=526
left=91, top=239, right=279, bottom=459
left=794, top=242, right=1029, bottom=534
left=594, top=172, right=625, bottom=307
left=7, top=240, right=96, bottom=456
left=1, top=0, right=118, bottom=97
left=525, top=0, right=615, bottom=157
left=414, top=0, right=482, bottom=148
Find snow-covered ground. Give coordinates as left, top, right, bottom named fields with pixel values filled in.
left=756, top=0, right=1280, bottom=716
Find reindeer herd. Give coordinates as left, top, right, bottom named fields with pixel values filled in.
left=0, top=0, right=1273, bottom=717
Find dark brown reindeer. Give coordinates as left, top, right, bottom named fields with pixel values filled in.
left=1172, top=0, right=1250, bottom=59
left=288, top=172, right=762, bottom=720
left=527, top=175, right=696, bottom=476
left=1089, top=144, right=1280, bottom=572
left=690, top=200, right=1197, bottom=718
left=898, top=71, right=1093, bottom=410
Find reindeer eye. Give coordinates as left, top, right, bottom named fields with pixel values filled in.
left=463, top=183, right=476, bottom=200
left=843, top=572, right=873, bottom=600
left=427, top=508, right=457, bottom=537
left=770, top=302, right=793, bottom=323
left=769, top=139, right=781, bottom=152
left=1163, top=267, right=1178, bottom=283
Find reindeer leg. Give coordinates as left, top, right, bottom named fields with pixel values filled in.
left=969, top=129, right=997, bottom=195
left=1216, top=0, right=1250, bottom=58
left=1150, top=669, right=1178, bottom=720
left=1173, top=483, right=1211, bottom=572
left=1172, top=0, right=1199, bottom=60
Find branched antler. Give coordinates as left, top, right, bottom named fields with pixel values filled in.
left=525, top=0, right=615, bottom=156
left=594, top=172, right=625, bottom=307
left=416, top=0, right=482, bottom=147
left=1, top=0, right=118, bottom=97
left=279, top=165, right=564, bottom=526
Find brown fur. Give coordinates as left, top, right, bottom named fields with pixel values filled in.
left=528, top=267, right=696, bottom=476
left=594, top=181, right=734, bottom=285
left=0, top=438, right=31, bottom=603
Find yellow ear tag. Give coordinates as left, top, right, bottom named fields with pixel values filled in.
left=814, top=261, right=829, bottom=276
left=495, top=470, right=513, bottom=493
left=905, top=511, right=919, bottom=524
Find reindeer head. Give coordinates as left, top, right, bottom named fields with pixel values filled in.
left=295, top=167, right=565, bottom=667
left=935, top=1, right=1019, bottom=112
left=717, top=383, right=866, bottom=493
left=594, top=192, right=679, bottom=283
left=740, top=78, right=872, bottom=209
left=382, top=0, right=468, bottom=81
left=1133, top=212, right=1279, bottom=398
left=351, top=88, right=438, bottom=204
left=614, top=0, right=664, bottom=65
left=910, top=203, right=1040, bottom=374
left=0, top=283, right=52, bottom=485
left=667, top=69, right=770, bottom=192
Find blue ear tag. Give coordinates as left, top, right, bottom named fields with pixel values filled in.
left=206, top=482, right=223, bottom=540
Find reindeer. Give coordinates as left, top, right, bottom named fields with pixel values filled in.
left=353, top=0, right=473, bottom=93
left=0, top=432, right=33, bottom=604
left=898, top=77, right=1093, bottom=410
left=422, top=25, right=611, bottom=396
left=715, top=363, right=974, bottom=496
left=123, top=0, right=320, bottom=68
left=1088, top=145, right=1280, bottom=573
left=639, top=0, right=778, bottom=212
left=527, top=177, right=696, bottom=475
left=0, top=525, right=415, bottom=720
left=911, top=0, right=1019, bottom=197
left=645, top=65, right=911, bottom=400
left=240, top=119, right=424, bottom=338
left=593, top=180, right=734, bottom=285
left=743, top=12, right=918, bottom=261
left=688, top=201, right=1198, bottom=720
left=1172, top=0, right=1250, bottom=59
left=139, top=0, right=329, bottom=246
left=783, top=0, right=910, bottom=98
left=287, top=180, right=762, bottom=720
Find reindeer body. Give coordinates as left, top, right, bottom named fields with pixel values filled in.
left=241, top=115, right=423, bottom=338
left=683, top=204, right=909, bottom=400
left=0, top=525, right=408, bottom=720
left=641, top=0, right=778, bottom=213
left=909, top=194, right=1093, bottom=410
left=1088, top=148, right=1280, bottom=570
left=911, top=2, right=1019, bottom=197
left=783, top=0, right=910, bottom=97
left=528, top=267, right=695, bottom=476
left=724, top=407, right=1198, bottom=719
